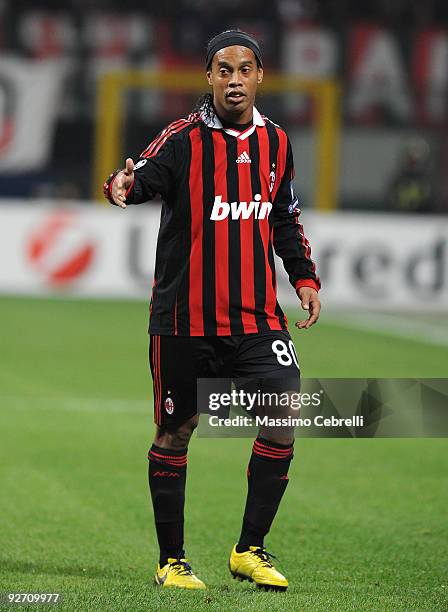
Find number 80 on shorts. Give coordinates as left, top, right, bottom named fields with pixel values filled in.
left=271, top=339, right=300, bottom=368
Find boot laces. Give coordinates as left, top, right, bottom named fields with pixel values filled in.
left=251, top=547, right=278, bottom=568
left=170, top=559, right=193, bottom=575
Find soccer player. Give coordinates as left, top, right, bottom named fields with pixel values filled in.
left=104, top=29, right=321, bottom=591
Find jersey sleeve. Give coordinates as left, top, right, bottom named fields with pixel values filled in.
left=103, top=126, right=179, bottom=205
left=125, top=135, right=177, bottom=204
left=272, top=137, right=321, bottom=293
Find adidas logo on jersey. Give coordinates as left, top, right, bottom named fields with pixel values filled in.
left=236, top=151, right=251, bottom=164
left=210, top=194, right=272, bottom=220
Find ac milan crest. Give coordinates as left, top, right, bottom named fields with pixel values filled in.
left=164, top=397, right=174, bottom=415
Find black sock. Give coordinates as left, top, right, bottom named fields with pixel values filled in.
left=236, top=437, right=293, bottom=553
left=148, top=444, right=187, bottom=566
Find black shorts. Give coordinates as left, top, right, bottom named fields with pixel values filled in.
left=149, top=331, right=300, bottom=428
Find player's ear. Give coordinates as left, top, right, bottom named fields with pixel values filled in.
left=206, top=70, right=213, bottom=86
left=257, top=67, right=263, bottom=84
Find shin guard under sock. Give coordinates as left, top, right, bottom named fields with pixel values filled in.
left=237, top=437, right=293, bottom=552
left=148, top=444, right=187, bottom=566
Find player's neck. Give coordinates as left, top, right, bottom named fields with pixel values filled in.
left=214, top=104, right=253, bottom=127
left=220, top=116, right=253, bottom=131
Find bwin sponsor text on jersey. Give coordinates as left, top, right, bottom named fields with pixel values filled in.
left=210, top=194, right=273, bottom=220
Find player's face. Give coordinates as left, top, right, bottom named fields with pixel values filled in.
left=207, top=46, right=263, bottom=124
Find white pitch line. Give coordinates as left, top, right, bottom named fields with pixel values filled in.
left=1, top=396, right=150, bottom=414
left=325, top=312, right=448, bottom=347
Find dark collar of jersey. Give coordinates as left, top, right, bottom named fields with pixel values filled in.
left=219, top=117, right=253, bottom=131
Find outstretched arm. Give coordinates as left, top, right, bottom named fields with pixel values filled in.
left=105, top=158, right=135, bottom=209
left=103, top=126, right=179, bottom=208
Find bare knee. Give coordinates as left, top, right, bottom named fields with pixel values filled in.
left=258, top=426, right=295, bottom=446
left=154, top=414, right=199, bottom=449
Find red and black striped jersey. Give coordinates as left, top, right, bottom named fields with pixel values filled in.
left=105, top=106, right=320, bottom=336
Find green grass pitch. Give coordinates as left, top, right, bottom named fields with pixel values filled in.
left=0, top=296, right=447, bottom=611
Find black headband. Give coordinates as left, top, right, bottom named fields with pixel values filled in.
left=206, top=30, right=263, bottom=70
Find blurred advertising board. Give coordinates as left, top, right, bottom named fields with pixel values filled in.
left=0, top=60, right=65, bottom=171
left=0, top=202, right=446, bottom=311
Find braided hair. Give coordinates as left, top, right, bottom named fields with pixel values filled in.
left=189, top=92, right=214, bottom=140
left=191, top=92, right=213, bottom=121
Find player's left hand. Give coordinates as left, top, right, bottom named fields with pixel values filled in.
left=295, top=287, right=321, bottom=330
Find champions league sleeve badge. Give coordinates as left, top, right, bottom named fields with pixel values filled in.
left=288, top=196, right=301, bottom=215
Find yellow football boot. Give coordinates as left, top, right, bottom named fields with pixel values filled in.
left=154, top=558, right=206, bottom=589
left=229, top=545, right=288, bottom=591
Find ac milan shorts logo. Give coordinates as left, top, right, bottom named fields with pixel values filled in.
left=164, top=397, right=174, bottom=415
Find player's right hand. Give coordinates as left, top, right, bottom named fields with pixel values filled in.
left=111, top=158, right=135, bottom=208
